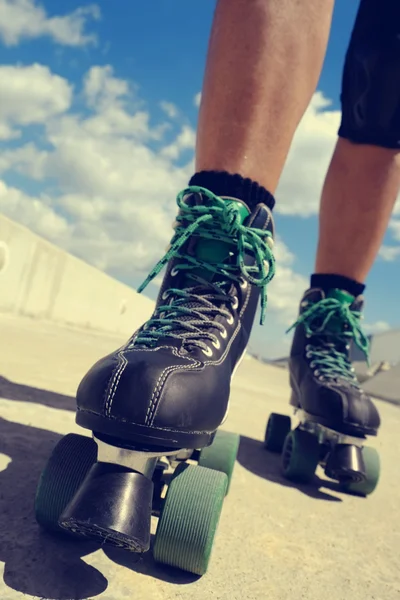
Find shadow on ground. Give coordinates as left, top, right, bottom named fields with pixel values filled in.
left=0, top=415, right=107, bottom=599
left=104, top=543, right=199, bottom=585
left=237, top=434, right=345, bottom=502
left=0, top=375, right=75, bottom=411
left=0, top=382, right=196, bottom=598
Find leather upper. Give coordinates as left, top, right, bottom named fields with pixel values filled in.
left=77, top=197, right=274, bottom=435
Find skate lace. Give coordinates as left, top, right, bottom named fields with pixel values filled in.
left=134, top=186, right=275, bottom=352
left=287, top=297, right=370, bottom=385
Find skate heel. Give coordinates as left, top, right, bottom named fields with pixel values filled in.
left=59, top=435, right=161, bottom=552
left=325, top=443, right=366, bottom=483
left=59, top=462, right=154, bottom=552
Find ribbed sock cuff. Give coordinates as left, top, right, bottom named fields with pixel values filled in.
left=310, top=273, right=365, bottom=297
left=189, top=170, right=275, bottom=211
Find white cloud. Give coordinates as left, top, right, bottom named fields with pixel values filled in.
left=84, top=65, right=129, bottom=109
left=377, top=219, right=400, bottom=262
left=364, top=321, right=391, bottom=334
left=276, top=92, right=340, bottom=216
left=0, top=0, right=100, bottom=47
left=267, top=236, right=308, bottom=324
left=0, top=143, right=47, bottom=179
left=0, top=64, right=72, bottom=140
left=0, top=180, right=69, bottom=241
left=160, top=101, right=179, bottom=120
left=379, top=245, right=400, bottom=262
left=194, top=92, right=201, bottom=108
left=0, top=64, right=312, bottom=326
left=161, top=125, right=196, bottom=160
left=0, top=65, right=192, bottom=275
left=388, top=219, right=400, bottom=240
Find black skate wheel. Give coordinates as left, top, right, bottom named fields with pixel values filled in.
left=198, top=430, right=240, bottom=494
left=153, top=463, right=228, bottom=575
left=264, top=413, right=291, bottom=453
left=340, top=446, right=380, bottom=497
left=35, top=433, right=97, bottom=533
left=281, top=429, right=320, bottom=483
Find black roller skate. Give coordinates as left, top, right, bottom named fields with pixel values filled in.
left=264, top=287, right=381, bottom=496
left=35, top=186, right=275, bottom=575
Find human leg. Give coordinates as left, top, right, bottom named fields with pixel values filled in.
left=287, top=0, right=400, bottom=489
left=50, top=0, right=338, bottom=565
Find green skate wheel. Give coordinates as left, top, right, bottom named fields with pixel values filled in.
left=264, top=413, right=292, bottom=453
left=341, top=446, right=380, bottom=496
left=281, top=429, right=320, bottom=483
left=153, top=463, right=228, bottom=575
left=35, top=433, right=97, bottom=533
left=198, top=430, right=240, bottom=494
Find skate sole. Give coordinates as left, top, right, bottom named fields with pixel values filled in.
left=60, top=519, right=144, bottom=552
left=297, top=410, right=378, bottom=438
left=76, top=408, right=214, bottom=449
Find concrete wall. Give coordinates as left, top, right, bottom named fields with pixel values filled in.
left=0, top=213, right=154, bottom=335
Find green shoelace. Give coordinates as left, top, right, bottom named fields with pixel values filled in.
left=134, top=186, right=275, bottom=352
left=287, top=297, right=370, bottom=384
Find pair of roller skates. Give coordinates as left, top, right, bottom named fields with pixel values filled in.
left=34, top=187, right=380, bottom=576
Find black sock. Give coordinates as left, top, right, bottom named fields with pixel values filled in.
left=310, top=273, right=365, bottom=297
left=189, top=170, right=275, bottom=212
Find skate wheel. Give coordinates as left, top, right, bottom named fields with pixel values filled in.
left=264, top=413, right=291, bottom=453
left=341, top=446, right=380, bottom=496
left=35, top=434, right=97, bottom=533
left=281, top=429, right=320, bottom=483
left=153, top=463, right=228, bottom=575
left=198, top=430, right=240, bottom=494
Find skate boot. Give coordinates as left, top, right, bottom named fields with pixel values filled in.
left=264, top=287, right=381, bottom=496
left=35, top=186, right=275, bottom=575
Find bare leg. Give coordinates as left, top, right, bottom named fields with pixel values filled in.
left=289, top=0, right=400, bottom=454
left=315, top=140, right=400, bottom=282
left=196, top=0, right=335, bottom=194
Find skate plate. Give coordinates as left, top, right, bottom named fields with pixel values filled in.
left=34, top=429, right=240, bottom=576
left=264, top=410, right=380, bottom=496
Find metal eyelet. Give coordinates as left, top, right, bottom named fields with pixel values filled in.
left=266, top=236, right=274, bottom=249
left=305, top=344, right=312, bottom=351
left=310, top=361, right=316, bottom=369
left=202, top=346, right=213, bottom=357
left=306, top=351, right=312, bottom=359
left=161, top=291, right=168, bottom=300
left=220, top=327, right=227, bottom=339
left=232, top=297, right=239, bottom=310
left=239, top=277, right=248, bottom=290
left=212, top=338, right=221, bottom=349
left=171, top=267, right=178, bottom=277
left=227, top=314, right=234, bottom=325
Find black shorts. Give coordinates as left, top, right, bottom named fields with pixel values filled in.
left=339, top=0, right=400, bottom=149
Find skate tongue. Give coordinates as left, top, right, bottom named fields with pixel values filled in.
left=327, top=289, right=355, bottom=305
left=192, top=197, right=250, bottom=283
left=325, top=289, right=356, bottom=334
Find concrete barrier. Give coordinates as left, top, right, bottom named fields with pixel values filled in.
left=0, top=213, right=154, bottom=336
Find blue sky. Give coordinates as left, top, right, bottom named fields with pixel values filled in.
left=0, top=0, right=398, bottom=358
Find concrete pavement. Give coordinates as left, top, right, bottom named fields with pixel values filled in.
left=0, top=312, right=399, bottom=600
